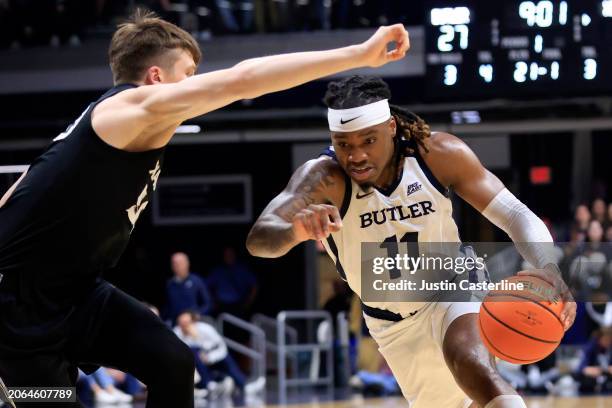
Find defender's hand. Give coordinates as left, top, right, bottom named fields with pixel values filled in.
left=360, top=24, right=410, bottom=67
left=292, top=204, right=342, bottom=242
left=517, top=266, right=576, bottom=331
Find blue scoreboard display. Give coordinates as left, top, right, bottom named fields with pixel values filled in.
left=424, top=1, right=612, bottom=99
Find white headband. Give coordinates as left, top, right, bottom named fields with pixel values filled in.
left=327, top=99, right=391, bottom=132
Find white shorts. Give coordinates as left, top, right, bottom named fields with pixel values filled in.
left=364, top=301, right=481, bottom=408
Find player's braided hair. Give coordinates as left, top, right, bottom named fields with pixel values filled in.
left=323, top=75, right=431, bottom=157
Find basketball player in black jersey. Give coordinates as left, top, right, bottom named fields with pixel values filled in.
left=0, top=11, right=409, bottom=407
left=247, top=76, right=576, bottom=408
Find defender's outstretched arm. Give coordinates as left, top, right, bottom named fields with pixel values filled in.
left=94, top=25, right=410, bottom=147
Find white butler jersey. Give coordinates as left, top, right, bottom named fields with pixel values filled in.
left=321, top=144, right=462, bottom=319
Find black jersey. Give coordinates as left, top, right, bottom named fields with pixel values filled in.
left=0, top=84, right=165, bottom=349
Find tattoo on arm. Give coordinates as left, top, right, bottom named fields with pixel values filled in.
left=276, top=166, right=336, bottom=221
left=247, top=159, right=339, bottom=257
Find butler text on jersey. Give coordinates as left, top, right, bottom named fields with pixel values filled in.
left=360, top=200, right=436, bottom=228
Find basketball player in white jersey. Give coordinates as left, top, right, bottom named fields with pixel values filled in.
left=246, top=76, right=576, bottom=408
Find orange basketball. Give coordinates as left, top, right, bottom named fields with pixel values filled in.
left=478, top=275, right=565, bottom=364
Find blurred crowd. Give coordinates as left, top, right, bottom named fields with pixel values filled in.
left=75, top=247, right=263, bottom=405
left=496, top=325, right=612, bottom=397
left=0, top=0, right=413, bottom=49
left=557, top=198, right=612, bottom=300
left=490, top=198, right=612, bottom=398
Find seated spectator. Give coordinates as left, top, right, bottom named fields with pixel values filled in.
left=497, top=349, right=559, bottom=394
left=574, top=204, right=591, bottom=234
left=105, top=368, right=146, bottom=401
left=586, top=220, right=612, bottom=260
left=207, top=247, right=257, bottom=317
left=165, top=252, right=212, bottom=324
left=173, top=310, right=265, bottom=398
left=496, top=361, right=527, bottom=391
left=524, top=353, right=560, bottom=393
left=349, top=361, right=400, bottom=396
left=592, top=198, right=607, bottom=225
left=78, top=367, right=133, bottom=404
left=351, top=369, right=400, bottom=396
left=568, top=220, right=610, bottom=292
left=607, top=203, right=612, bottom=228
left=574, top=327, right=612, bottom=393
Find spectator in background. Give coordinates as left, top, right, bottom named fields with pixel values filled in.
left=79, top=367, right=134, bottom=404
left=587, top=220, right=605, bottom=247
left=606, top=225, right=612, bottom=243
left=207, top=247, right=257, bottom=317
left=105, top=367, right=146, bottom=401
left=607, top=203, right=612, bottom=227
left=565, top=220, right=609, bottom=296
left=165, top=252, right=212, bottom=324
left=523, top=354, right=560, bottom=393
left=574, top=204, right=591, bottom=234
left=586, top=220, right=612, bottom=260
left=213, top=0, right=254, bottom=33
left=174, top=310, right=237, bottom=397
left=575, top=327, right=612, bottom=394
left=173, top=311, right=265, bottom=397
left=592, top=198, right=607, bottom=225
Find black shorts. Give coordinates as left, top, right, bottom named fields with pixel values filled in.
left=0, top=280, right=194, bottom=407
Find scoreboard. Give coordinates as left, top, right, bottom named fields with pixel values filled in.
left=425, top=1, right=612, bottom=99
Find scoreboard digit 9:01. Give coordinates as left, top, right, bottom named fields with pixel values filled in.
left=424, top=1, right=612, bottom=99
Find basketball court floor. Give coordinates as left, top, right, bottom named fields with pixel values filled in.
left=266, top=396, right=610, bottom=408
left=117, top=393, right=612, bottom=408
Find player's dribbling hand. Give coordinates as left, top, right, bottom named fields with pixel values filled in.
left=292, top=204, right=342, bottom=242
left=517, top=267, right=577, bottom=331
left=360, top=24, right=410, bottom=67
